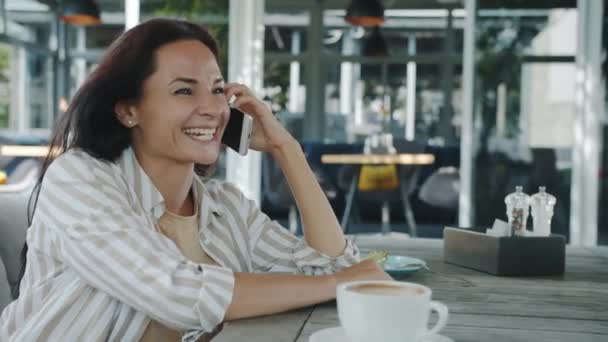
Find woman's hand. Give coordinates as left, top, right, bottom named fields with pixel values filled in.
left=223, top=83, right=295, bottom=153
left=333, top=259, right=394, bottom=285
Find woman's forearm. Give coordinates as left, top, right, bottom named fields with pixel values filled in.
left=270, top=140, right=346, bottom=257
left=224, top=272, right=336, bottom=321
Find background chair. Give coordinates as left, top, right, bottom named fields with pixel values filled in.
left=0, top=258, right=11, bottom=311
left=337, top=138, right=425, bottom=237
left=418, top=166, right=459, bottom=210
left=261, top=152, right=338, bottom=235
left=262, top=153, right=299, bottom=233
left=0, top=158, right=40, bottom=305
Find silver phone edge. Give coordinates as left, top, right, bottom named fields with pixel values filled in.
left=237, top=115, right=253, bottom=156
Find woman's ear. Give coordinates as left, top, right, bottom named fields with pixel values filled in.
left=115, top=101, right=138, bottom=128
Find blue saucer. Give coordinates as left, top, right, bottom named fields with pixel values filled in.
left=383, top=255, right=427, bottom=277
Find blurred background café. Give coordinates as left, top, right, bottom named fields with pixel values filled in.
left=0, top=0, right=606, bottom=267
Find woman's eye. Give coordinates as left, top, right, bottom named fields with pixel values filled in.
left=174, top=88, right=193, bottom=95
left=213, top=87, right=225, bottom=95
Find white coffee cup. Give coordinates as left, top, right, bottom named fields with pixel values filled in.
left=337, top=281, right=449, bottom=342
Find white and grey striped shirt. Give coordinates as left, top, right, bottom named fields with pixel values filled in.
left=0, top=147, right=359, bottom=341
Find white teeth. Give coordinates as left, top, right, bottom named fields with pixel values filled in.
left=182, top=127, right=217, bottom=135
left=183, top=127, right=216, bottom=142
left=189, top=134, right=214, bottom=142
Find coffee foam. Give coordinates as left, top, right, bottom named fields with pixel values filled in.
left=347, top=283, right=425, bottom=296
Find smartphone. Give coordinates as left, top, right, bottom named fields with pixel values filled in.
left=222, top=107, right=253, bottom=155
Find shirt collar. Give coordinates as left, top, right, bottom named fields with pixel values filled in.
left=117, top=147, right=221, bottom=219
left=192, top=175, right=222, bottom=217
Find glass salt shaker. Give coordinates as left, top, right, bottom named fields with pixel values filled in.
left=504, top=186, right=530, bottom=236
left=530, top=186, right=556, bottom=236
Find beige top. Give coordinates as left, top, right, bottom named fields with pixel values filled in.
left=141, top=208, right=218, bottom=342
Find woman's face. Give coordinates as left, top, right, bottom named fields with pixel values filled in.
left=125, top=39, right=229, bottom=167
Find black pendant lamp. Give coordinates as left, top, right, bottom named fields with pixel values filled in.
left=345, top=0, right=385, bottom=26
left=60, top=0, right=102, bottom=25
left=363, top=26, right=389, bottom=57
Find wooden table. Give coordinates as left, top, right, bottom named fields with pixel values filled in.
left=321, top=153, right=435, bottom=237
left=214, top=237, right=608, bottom=342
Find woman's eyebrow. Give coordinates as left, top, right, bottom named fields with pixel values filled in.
left=213, top=77, right=225, bottom=85
left=168, top=77, right=198, bottom=86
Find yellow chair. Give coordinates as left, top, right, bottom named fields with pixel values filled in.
left=338, top=139, right=425, bottom=237
left=0, top=170, right=7, bottom=185
left=358, top=164, right=399, bottom=191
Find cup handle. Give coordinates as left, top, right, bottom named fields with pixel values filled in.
left=418, top=301, right=449, bottom=339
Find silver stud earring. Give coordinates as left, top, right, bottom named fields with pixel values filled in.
left=127, top=120, right=133, bottom=126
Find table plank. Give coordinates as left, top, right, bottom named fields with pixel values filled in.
left=431, top=289, right=608, bottom=321
left=586, top=246, right=608, bottom=258
left=442, top=326, right=607, bottom=342
left=213, top=307, right=313, bottom=342
left=447, top=314, right=608, bottom=335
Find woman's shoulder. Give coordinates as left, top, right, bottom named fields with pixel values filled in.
left=45, top=148, right=120, bottom=181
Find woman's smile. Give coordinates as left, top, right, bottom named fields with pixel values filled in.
left=182, top=126, right=219, bottom=143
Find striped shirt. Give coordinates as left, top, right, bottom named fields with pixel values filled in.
left=0, top=147, right=360, bottom=341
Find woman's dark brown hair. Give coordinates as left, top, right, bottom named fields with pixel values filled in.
left=16, top=18, right=221, bottom=298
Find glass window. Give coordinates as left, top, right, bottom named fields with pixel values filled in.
left=263, top=61, right=307, bottom=140
left=323, top=62, right=385, bottom=142
left=69, top=59, right=98, bottom=97
left=598, top=8, right=608, bottom=245
left=264, top=10, right=309, bottom=55
left=0, top=45, right=52, bottom=131
left=323, top=10, right=463, bottom=56
left=0, top=43, right=11, bottom=128
left=27, top=52, right=52, bottom=129
left=5, top=0, right=54, bottom=47
left=65, top=24, right=122, bottom=55
left=321, top=26, right=361, bottom=56
left=0, top=1, right=54, bottom=132
left=322, top=61, right=462, bottom=144
left=323, top=11, right=366, bottom=56
left=472, top=8, right=577, bottom=239
left=477, top=9, right=577, bottom=57
left=141, top=0, right=229, bottom=73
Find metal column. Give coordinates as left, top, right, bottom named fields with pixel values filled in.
left=303, top=0, right=324, bottom=141
left=570, top=0, right=603, bottom=246
left=458, top=0, right=477, bottom=228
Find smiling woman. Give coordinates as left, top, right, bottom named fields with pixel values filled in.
left=0, top=18, right=390, bottom=341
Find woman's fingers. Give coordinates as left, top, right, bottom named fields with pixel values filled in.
left=223, top=82, right=294, bottom=153
left=231, top=95, right=275, bottom=124
left=224, top=83, right=250, bottom=103
left=232, top=96, right=263, bottom=117
left=224, top=83, right=268, bottom=117
left=231, top=96, right=253, bottom=111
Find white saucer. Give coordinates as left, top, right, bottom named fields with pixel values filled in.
left=309, top=326, right=453, bottom=342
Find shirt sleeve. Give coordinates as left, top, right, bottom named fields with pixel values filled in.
left=34, top=150, right=235, bottom=333
left=220, top=183, right=360, bottom=275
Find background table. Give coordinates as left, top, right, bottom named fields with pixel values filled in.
left=321, top=153, right=435, bottom=237
left=214, top=237, right=608, bottom=342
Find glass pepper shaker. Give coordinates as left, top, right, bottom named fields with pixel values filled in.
left=504, top=186, right=530, bottom=236
left=530, top=186, right=556, bottom=236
